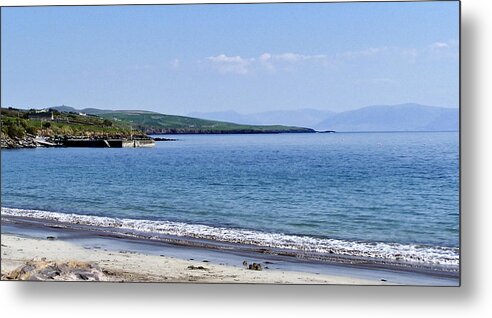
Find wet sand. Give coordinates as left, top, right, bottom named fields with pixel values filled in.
left=1, top=233, right=384, bottom=284
left=0, top=216, right=460, bottom=285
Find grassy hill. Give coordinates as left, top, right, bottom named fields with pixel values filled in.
left=1, top=106, right=314, bottom=141
left=98, top=110, right=315, bottom=134
left=0, top=107, right=134, bottom=139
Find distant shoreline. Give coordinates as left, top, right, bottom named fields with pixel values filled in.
left=147, top=129, right=316, bottom=135
left=0, top=130, right=460, bottom=149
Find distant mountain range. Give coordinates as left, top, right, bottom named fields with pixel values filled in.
left=49, top=103, right=459, bottom=132
left=189, top=103, right=459, bottom=132
left=189, top=109, right=335, bottom=129
left=50, top=105, right=155, bottom=115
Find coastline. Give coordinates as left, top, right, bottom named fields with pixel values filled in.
left=1, top=213, right=459, bottom=285
left=1, top=207, right=460, bottom=272
left=1, top=233, right=382, bottom=284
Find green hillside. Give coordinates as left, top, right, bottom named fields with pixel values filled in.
left=1, top=107, right=134, bottom=139
left=94, top=110, right=315, bottom=134
left=2, top=106, right=315, bottom=137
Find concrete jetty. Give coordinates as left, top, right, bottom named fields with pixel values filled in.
left=62, top=138, right=155, bottom=148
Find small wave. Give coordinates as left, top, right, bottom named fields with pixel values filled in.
left=1, top=207, right=459, bottom=267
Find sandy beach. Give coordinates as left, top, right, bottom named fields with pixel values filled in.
left=1, top=233, right=385, bottom=284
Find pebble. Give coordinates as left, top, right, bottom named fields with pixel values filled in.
left=247, top=262, right=263, bottom=271
left=187, top=265, right=208, bottom=271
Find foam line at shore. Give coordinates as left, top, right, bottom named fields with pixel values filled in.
left=1, top=207, right=459, bottom=267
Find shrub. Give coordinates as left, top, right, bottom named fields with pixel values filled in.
left=26, top=126, right=38, bottom=135
left=7, top=124, right=25, bottom=138
left=103, top=119, right=113, bottom=127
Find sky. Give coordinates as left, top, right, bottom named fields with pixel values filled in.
left=1, top=1, right=459, bottom=115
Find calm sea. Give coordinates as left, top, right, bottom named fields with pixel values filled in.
left=1, top=132, right=459, bottom=267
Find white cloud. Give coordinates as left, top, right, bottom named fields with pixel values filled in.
left=274, top=52, right=303, bottom=62
left=206, top=52, right=333, bottom=74
left=259, top=53, right=271, bottom=62
left=426, top=41, right=458, bottom=59
left=203, top=41, right=457, bottom=75
left=341, top=47, right=391, bottom=59
left=258, top=53, right=275, bottom=72
left=430, top=42, right=451, bottom=50
left=207, top=54, right=255, bottom=75
left=266, top=52, right=329, bottom=63
left=259, top=52, right=331, bottom=71
left=340, top=41, right=458, bottom=62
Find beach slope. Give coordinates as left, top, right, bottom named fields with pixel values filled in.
left=0, top=234, right=383, bottom=284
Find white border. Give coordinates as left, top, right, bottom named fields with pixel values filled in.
left=2, top=0, right=492, bottom=317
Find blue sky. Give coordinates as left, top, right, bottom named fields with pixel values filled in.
left=1, top=2, right=459, bottom=115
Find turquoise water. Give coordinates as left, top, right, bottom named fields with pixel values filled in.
left=1, top=132, right=459, bottom=266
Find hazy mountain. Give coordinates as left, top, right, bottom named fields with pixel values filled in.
left=50, top=105, right=78, bottom=113
left=189, top=109, right=336, bottom=128
left=50, top=103, right=458, bottom=132
left=50, top=106, right=155, bottom=115
left=50, top=105, right=109, bottom=114
left=315, top=103, right=459, bottom=132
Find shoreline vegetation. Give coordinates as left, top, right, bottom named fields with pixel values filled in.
left=0, top=106, right=315, bottom=148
